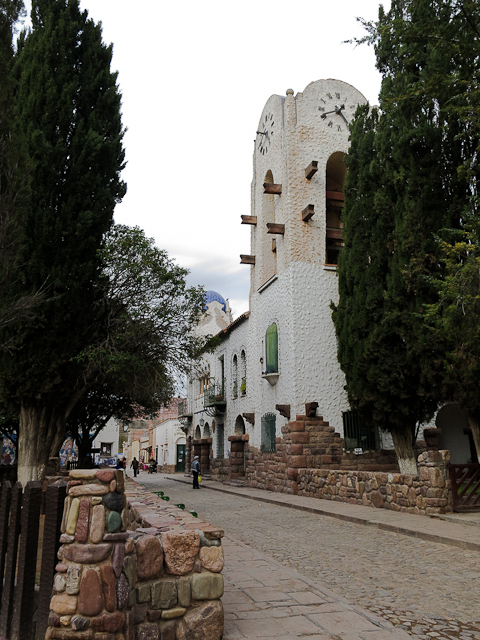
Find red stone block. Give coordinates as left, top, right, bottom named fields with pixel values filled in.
left=287, top=444, right=303, bottom=456
left=291, top=432, right=309, bottom=444
left=288, top=421, right=306, bottom=432
left=288, top=455, right=307, bottom=469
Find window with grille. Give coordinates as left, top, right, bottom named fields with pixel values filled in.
left=216, top=425, right=224, bottom=458
left=342, top=411, right=380, bottom=451
left=261, top=413, right=276, bottom=453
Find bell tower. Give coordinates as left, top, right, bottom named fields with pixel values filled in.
left=241, top=79, right=368, bottom=432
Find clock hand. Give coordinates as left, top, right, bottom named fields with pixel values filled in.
left=335, top=106, right=349, bottom=125
left=320, top=108, right=337, bottom=119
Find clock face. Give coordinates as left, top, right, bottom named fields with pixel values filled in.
left=318, top=90, right=358, bottom=132
left=257, top=112, right=275, bottom=155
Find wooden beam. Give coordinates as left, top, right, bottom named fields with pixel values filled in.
left=266, top=223, right=285, bottom=235
left=276, top=404, right=291, bottom=419
left=305, top=161, right=318, bottom=180
left=243, top=413, right=255, bottom=425
left=241, top=215, right=257, bottom=225
left=302, top=204, right=315, bottom=222
left=263, top=183, right=282, bottom=195
left=326, top=190, right=345, bottom=203
left=305, top=402, right=318, bottom=418
left=271, top=239, right=276, bottom=253
left=240, top=254, right=255, bottom=265
left=326, top=228, right=343, bottom=240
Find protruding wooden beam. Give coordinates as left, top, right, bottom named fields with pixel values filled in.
left=302, top=204, right=315, bottom=222
left=240, top=254, right=255, bottom=265
left=326, top=228, right=343, bottom=240
left=305, top=161, right=318, bottom=180
left=326, top=190, right=345, bottom=205
left=271, top=239, right=276, bottom=253
left=263, top=183, right=282, bottom=195
left=305, top=402, right=318, bottom=418
left=276, top=404, right=291, bottom=419
left=266, top=223, right=285, bottom=235
left=241, top=215, right=257, bottom=225
left=243, top=413, right=255, bottom=425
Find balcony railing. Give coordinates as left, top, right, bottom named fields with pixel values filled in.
left=204, top=383, right=226, bottom=408
left=178, top=399, right=191, bottom=418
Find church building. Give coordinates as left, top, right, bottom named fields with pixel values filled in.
left=179, top=79, right=476, bottom=489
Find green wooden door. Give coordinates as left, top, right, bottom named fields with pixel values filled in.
left=176, top=444, right=186, bottom=472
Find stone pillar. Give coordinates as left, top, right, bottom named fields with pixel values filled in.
left=45, top=469, right=127, bottom=639
left=228, top=435, right=249, bottom=479
left=193, top=440, right=201, bottom=462
left=186, top=436, right=192, bottom=474
left=200, top=438, right=212, bottom=474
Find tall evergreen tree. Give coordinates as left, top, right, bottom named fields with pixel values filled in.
left=0, top=0, right=126, bottom=483
left=333, top=0, right=474, bottom=473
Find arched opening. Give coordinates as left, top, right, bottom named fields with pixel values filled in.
left=194, top=425, right=201, bottom=440
left=325, top=152, right=347, bottom=265
left=203, top=422, right=211, bottom=438
left=436, top=404, right=477, bottom=463
left=232, top=354, right=238, bottom=398
left=240, top=350, right=246, bottom=395
left=261, top=170, right=277, bottom=285
left=235, top=415, right=246, bottom=435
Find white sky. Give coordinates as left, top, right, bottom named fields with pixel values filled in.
left=23, top=0, right=390, bottom=318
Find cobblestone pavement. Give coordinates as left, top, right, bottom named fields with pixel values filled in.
left=134, top=473, right=480, bottom=639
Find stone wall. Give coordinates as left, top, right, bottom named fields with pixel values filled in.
left=297, top=450, right=452, bottom=515
left=45, top=470, right=224, bottom=640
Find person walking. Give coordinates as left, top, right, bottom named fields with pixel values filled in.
left=130, top=457, right=139, bottom=478
left=192, top=455, right=201, bottom=489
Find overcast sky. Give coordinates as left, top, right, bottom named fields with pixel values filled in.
left=23, top=0, right=390, bottom=318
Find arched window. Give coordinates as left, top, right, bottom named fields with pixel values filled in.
left=265, top=323, right=278, bottom=373
left=194, top=426, right=201, bottom=440
left=261, top=413, right=276, bottom=453
left=235, top=415, right=246, bottom=435
left=232, top=354, right=238, bottom=398
left=240, top=350, right=246, bottom=395
left=325, top=152, right=347, bottom=265
left=203, top=423, right=210, bottom=438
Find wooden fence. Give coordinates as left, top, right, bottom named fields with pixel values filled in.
left=449, top=463, right=480, bottom=512
left=0, top=479, right=67, bottom=640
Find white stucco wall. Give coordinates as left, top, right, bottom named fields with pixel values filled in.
left=154, top=418, right=186, bottom=468
left=187, top=79, right=395, bottom=456
left=93, top=418, right=120, bottom=464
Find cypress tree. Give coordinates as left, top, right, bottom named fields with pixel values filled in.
left=333, top=0, right=472, bottom=473
left=0, top=0, right=126, bottom=482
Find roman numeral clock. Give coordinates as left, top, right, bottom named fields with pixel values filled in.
left=318, top=90, right=359, bottom=131
left=256, top=113, right=275, bottom=155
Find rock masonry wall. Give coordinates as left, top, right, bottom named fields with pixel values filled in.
left=210, top=415, right=452, bottom=515
left=45, top=470, right=224, bottom=640
left=297, top=450, right=453, bottom=515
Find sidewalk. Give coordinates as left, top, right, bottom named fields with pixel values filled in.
left=167, top=475, right=480, bottom=552
left=221, top=534, right=412, bottom=640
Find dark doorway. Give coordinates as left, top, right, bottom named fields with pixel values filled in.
left=176, top=444, right=186, bottom=472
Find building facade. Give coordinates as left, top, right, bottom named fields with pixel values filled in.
left=180, top=78, right=477, bottom=490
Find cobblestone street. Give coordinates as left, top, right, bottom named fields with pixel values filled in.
left=134, top=472, right=480, bottom=639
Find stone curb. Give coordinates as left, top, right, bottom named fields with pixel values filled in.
left=167, top=476, right=480, bottom=552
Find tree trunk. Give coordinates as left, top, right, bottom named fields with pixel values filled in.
left=467, top=415, right=480, bottom=463
left=391, top=426, right=418, bottom=475
left=18, top=404, right=65, bottom=484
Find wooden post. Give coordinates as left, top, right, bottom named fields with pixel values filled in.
left=36, top=480, right=68, bottom=640
left=0, top=482, right=22, bottom=639
left=0, top=482, right=12, bottom=607
left=11, top=481, right=43, bottom=640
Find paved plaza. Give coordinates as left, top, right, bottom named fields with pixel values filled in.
left=131, top=471, right=480, bottom=640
